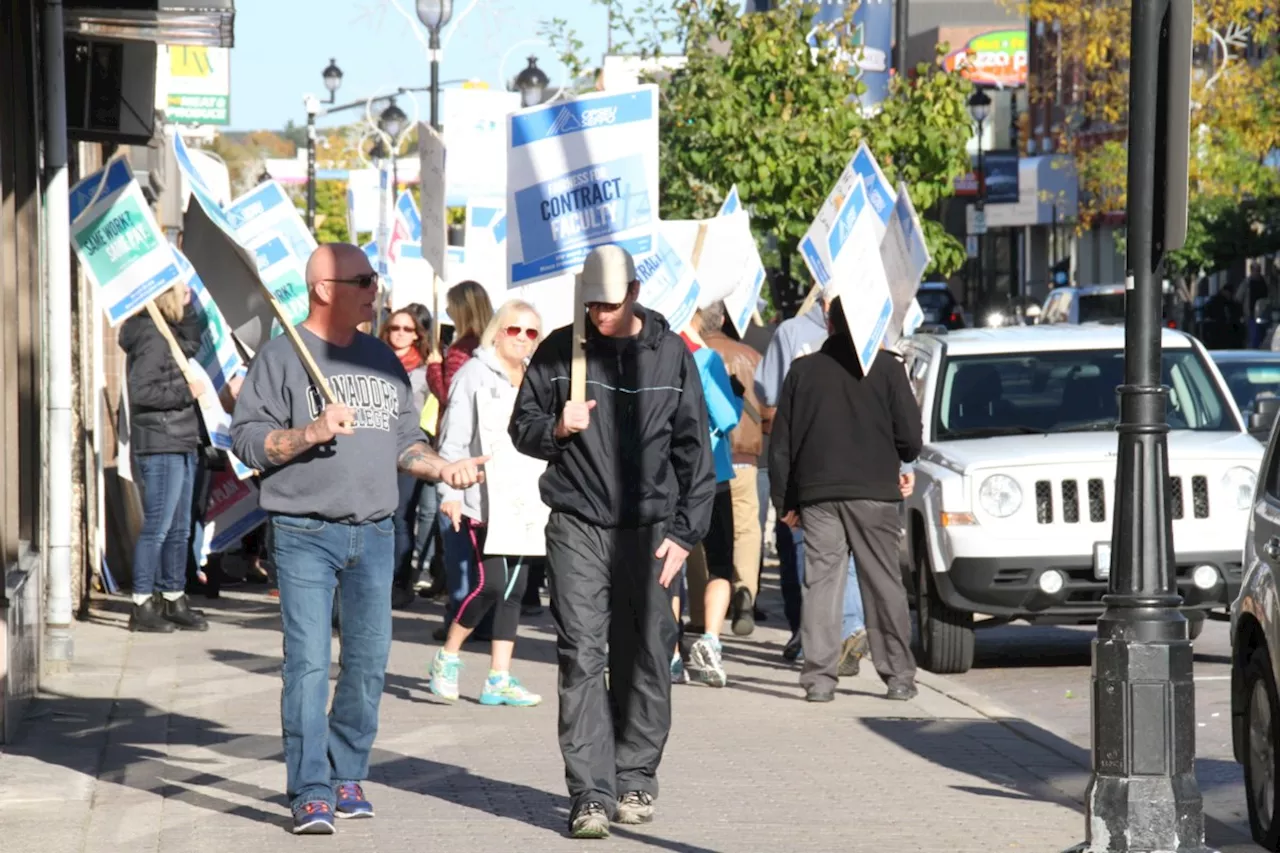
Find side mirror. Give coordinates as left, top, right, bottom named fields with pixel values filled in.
left=1250, top=393, right=1280, bottom=436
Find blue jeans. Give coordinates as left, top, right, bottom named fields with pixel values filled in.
left=132, top=451, right=197, bottom=596
left=776, top=521, right=864, bottom=638
left=415, top=482, right=439, bottom=571
left=270, top=514, right=395, bottom=809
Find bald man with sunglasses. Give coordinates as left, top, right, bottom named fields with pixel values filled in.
left=232, top=243, right=488, bottom=835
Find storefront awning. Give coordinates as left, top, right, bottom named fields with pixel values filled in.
left=64, top=1, right=234, bottom=48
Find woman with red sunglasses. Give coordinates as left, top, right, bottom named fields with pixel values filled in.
left=429, top=299, right=547, bottom=706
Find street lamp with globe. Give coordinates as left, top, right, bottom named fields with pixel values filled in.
left=514, top=55, right=550, bottom=108
left=967, top=87, right=993, bottom=317
left=415, top=0, right=453, bottom=130
left=305, top=57, right=344, bottom=235
left=378, top=99, right=409, bottom=195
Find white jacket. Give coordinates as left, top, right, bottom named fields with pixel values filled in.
left=436, top=346, right=537, bottom=523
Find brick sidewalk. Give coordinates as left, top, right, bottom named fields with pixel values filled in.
left=2, top=588, right=1085, bottom=852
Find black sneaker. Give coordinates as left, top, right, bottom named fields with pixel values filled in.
left=783, top=632, right=803, bottom=662
left=886, top=679, right=918, bottom=701
left=129, top=596, right=175, bottom=633
left=160, top=594, right=208, bottom=631
left=731, top=588, right=755, bottom=637
left=615, top=791, right=655, bottom=825
left=837, top=629, right=868, bottom=677
left=570, top=801, right=610, bottom=839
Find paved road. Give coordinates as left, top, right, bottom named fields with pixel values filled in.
left=941, top=614, right=1255, bottom=846
left=4, top=588, right=1090, bottom=853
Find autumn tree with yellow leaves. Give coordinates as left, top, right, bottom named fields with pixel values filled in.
left=1024, top=0, right=1280, bottom=273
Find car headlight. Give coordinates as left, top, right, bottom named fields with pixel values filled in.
left=1223, top=466, right=1257, bottom=511
left=979, top=474, right=1023, bottom=518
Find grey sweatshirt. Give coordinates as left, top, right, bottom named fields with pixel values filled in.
left=230, top=326, right=426, bottom=523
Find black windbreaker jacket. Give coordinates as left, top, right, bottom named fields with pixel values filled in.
left=509, top=305, right=715, bottom=551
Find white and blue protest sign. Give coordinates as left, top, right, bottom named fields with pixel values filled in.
left=174, top=247, right=242, bottom=392
left=173, top=134, right=237, bottom=235
left=248, top=234, right=310, bottom=336
left=397, top=191, right=422, bottom=241
left=388, top=241, right=438, bottom=313
left=506, top=86, right=660, bottom=288
left=203, top=470, right=268, bottom=556
left=69, top=156, right=183, bottom=326
left=227, top=180, right=317, bottom=268
left=636, top=233, right=701, bottom=333
left=801, top=149, right=893, bottom=375
left=852, top=143, right=895, bottom=240
left=881, top=183, right=933, bottom=347
left=717, top=185, right=767, bottom=338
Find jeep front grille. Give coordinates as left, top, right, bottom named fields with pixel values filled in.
left=1062, top=480, right=1080, bottom=523
left=1033, top=474, right=1210, bottom=524
left=1088, top=479, right=1106, bottom=523
left=1035, top=481, right=1053, bottom=524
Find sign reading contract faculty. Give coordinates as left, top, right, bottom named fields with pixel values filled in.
left=506, top=86, right=659, bottom=287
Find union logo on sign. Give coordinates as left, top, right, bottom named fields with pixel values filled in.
left=545, top=108, right=582, bottom=137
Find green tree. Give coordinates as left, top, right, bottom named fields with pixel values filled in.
left=544, top=0, right=974, bottom=302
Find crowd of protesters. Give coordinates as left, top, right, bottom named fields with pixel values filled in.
left=121, top=239, right=922, bottom=838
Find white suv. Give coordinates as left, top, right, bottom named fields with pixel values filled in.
left=899, top=324, right=1263, bottom=674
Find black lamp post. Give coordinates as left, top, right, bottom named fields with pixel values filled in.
left=968, top=87, right=992, bottom=312
left=306, top=57, right=343, bottom=235
left=416, top=0, right=454, bottom=130
left=378, top=99, right=408, bottom=197
left=515, top=56, right=550, bottom=108
left=1069, top=0, right=1202, bottom=849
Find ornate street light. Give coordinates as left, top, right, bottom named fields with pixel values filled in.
left=515, top=56, right=550, bottom=108
left=378, top=99, right=408, bottom=142
left=967, top=87, right=993, bottom=313
left=416, top=0, right=454, bottom=129
left=321, top=57, right=343, bottom=104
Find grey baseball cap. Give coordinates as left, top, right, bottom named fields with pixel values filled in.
left=578, top=244, right=637, bottom=304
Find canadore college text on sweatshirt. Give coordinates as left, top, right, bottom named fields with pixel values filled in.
left=231, top=327, right=426, bottom=524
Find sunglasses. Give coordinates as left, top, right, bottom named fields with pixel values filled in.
left=386, top=324, right=417, bottom=334
left=324, top=272, right=379, bottom=290
left=504, top=326, right=540, bottom=341
left=587, top=301, right=624, bottom=312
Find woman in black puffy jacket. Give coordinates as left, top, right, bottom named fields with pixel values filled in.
left=119, top=281, right=209, bottom=633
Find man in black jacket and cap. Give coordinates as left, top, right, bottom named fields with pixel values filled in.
left=771, top=296, right=923, bottom=703
left=510, top=244, right=715, bottom=839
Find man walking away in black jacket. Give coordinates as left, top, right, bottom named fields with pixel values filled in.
left=510, top=244, right=715, bottom=839
left=771, top=296, right=922, bottom=703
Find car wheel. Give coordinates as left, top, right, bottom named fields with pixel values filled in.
left=1245, top=644, right=1280, bottom=850
left=1187, top=615, right=1206, bottom=641
left=914, top=543, right=975, bottom=674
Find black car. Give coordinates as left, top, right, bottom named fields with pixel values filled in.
left=917, top=282, right=966, bottom=330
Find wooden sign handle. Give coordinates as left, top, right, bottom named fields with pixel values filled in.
left=432, top=273, right=443, bottom=353
left=797, top=282, right=823, bottom=318
left=265, top=294, right=338, bottom=405
left=145, top=301, right=197, bottom=385
left=571, top=274, right=587, bottom=403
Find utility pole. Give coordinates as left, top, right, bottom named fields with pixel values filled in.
left=895, top=0, right=909, bottom=77
left=1069, top=0, right=1200, bottom=850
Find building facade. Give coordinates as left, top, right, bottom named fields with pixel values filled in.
left=0, top=0, right=234, bottom=743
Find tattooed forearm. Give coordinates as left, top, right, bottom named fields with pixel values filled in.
left=265, top=428, right=315, bottom=466
left=397, top=442, right=445, bottom=481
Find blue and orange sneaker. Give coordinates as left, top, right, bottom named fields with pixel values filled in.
left=335, top=782, right=374, bottom=819
left=292, top=801, right=336, bottom=835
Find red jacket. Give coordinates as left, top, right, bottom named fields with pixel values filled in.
left=427, top=333, right=479, bottom=432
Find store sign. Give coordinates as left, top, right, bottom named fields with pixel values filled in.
left=942, top=29, right=1028, bottom=88
left=165, top=45, right=230, bottom=125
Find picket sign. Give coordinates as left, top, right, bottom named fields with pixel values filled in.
left=571, top=276, right=587, bottom=403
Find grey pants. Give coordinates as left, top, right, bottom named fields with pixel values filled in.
left=800, top=499, right=915, bottom=691
left=545, top=512, right=679, bottom=813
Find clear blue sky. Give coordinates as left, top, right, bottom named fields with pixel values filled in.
left=228, top=0, right=617, bottom=131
